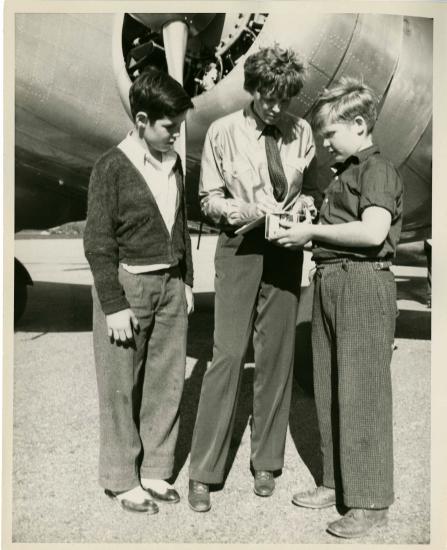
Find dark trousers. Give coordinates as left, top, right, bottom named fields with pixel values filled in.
left=92, top=265, right=188, bottom=492
left=312, top=260, right=396, bottom=508
left=189, top=229, right=302, bottom=484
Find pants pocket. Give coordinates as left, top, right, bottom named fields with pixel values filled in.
left=118, top=266, right=144, bottom=308
left=374, top=269, right=398, bottom=317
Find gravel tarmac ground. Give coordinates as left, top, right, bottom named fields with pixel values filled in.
left=9, top=236, right=431, bottom=544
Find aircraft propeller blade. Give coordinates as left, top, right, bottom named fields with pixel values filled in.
left=162, top=19, right=188, bottom=171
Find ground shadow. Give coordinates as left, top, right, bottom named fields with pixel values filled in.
left=15, top=269, right=431, bottom=340
left=288, top=373, right=323, bottom=485
left=396, top=275, right=429, bottom=305
left=15, top=281, right=93, bottom=332
left=395, top=309, right=431, bottom=340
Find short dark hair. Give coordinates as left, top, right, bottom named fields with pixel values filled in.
left=129, top=66, right=193, bottom=122
left=311, top=76, right=378, bottom=134
left=243, top=44, right=306, bottom=99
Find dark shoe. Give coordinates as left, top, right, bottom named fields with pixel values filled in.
left=292, top=485, right=336, bottom=509
left=327, top=508, right=388, bottom=538
left=254, top=470, right=275, bottom=497
left=104, top=489, right=159, bottom=514
left=188, top=480, right=211, bottom=512
left=143, top=486, right=180, bottom=504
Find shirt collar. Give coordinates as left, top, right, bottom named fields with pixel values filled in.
left=331, top=145, right=380, bottom=175
left=354, top=144, right=380, bottom=162
left=243, top=102, right=291, bottom=139
left=118, top=130, right=177, bottom=171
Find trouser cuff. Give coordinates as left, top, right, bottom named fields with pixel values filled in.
left=251, top=460, right=284, bottom=472
left=189, top=467, right=225, bottom=484
left=344, top=492, right=394, bottom=509
left=99, top=476, right=140, bottom=493
left=140, top=465, right=173, bottom=480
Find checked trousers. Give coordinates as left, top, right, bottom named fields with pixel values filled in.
left=312, top=259, right=397, bottom=509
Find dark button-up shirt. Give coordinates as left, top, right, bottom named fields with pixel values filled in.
left=312, top=145, right=403, bottom=261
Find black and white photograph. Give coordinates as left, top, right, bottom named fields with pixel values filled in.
left=4, top=1, right=446, bottom=547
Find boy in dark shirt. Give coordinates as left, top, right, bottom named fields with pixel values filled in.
left=272, top=77, right=403, bottom=538
left=84, top=68, right=194, bottom=513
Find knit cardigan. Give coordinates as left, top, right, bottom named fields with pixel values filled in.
left=84, top=147, right=193, bottom=314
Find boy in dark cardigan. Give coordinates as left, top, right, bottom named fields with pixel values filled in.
left=84, top=68, right=194, bottom=514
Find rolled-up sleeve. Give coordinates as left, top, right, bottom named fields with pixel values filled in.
left=359, top=158, right=402, bottom=217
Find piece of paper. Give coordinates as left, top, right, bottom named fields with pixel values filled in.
left=234, top=215, right=266, bottom=235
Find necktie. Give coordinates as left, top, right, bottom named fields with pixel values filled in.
left=263, top=125, right=288, bottom=202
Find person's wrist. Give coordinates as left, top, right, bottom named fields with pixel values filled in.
left=254, top=205, right=263, bottom=219
left=243, top=202, right=256, bottom=218
left=308, top=224, right=318, bottom=240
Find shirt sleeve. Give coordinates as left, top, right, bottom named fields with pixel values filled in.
left=199, top=124, right=231, bottom=225
left=83, top=157, right=130, bottom=315
left=199, top=123, right=253, bottom=226
left=303, top=121, right=316, bottom=168
left=300, top=122, right=323, bottom=210
left=359, top=158, right=402, bottom=217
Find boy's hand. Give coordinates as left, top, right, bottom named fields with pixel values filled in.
left=185, top=284, right=194, bottom=315
left=271, top=219, right=313, bottom=248
left=106, top=308, right=139, bottom=345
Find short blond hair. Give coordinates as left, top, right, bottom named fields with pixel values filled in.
left=311, top=77, right=378, bottom=134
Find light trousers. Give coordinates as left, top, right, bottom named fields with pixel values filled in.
left=92, top=265, right=188, bottom=492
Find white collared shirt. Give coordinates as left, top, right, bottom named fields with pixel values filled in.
left=118, top=131, right=179, bottom=273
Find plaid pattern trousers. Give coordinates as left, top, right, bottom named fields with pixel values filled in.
left=312, top=259, right=397, bottom=509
